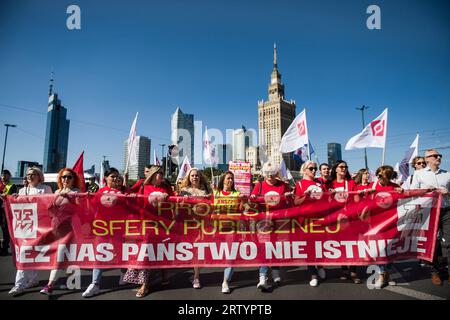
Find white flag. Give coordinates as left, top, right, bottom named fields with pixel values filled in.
left=99, top=160, right=105, bottom=188
left=126, top=112, right=139, bottom=171
left=279, top=109, right=309, bottom=153
left=177, top=156, right=192, bottom=182
left=398, top=134, right=419, bottom=180
left=345, top=108, right=388, bottom=150
left=203, top=127, right=218, bottom=166
left=280, top=159, right=293, bottom=180
left=153, top=149, right=161, bottom=166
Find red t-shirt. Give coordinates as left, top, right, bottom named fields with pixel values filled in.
left=130, top=179, right=143, bottom=193
left=294, top=179, right=325, bottom=196
left=369, top=181, right=400, bottom=191
left=97, top=186, right=124, bottom=194
left=142, top=184, right=174, bottom=197
left=330, top=179, right=356, bottom=191
left=355, top=183, right=371, bottom=191
left=329, top=179, right=356, bottom=205
left=251, top=180, right=291, bottom=209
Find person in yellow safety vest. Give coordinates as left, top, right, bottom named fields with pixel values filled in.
left=212, top=171, right=245, bottom=294
left=0, top=170, right=17, bottom=256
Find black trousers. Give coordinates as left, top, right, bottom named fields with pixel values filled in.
left=0, top=207, right=10, bottom=252
left=430, top=207, right=450, bottom=274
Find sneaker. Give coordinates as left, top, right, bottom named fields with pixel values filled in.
left=82, top=283, right=100, bottom=298
left=221, top=281, right=230, bottom=294
left=192, top=278, right=201, bottom=289
left=118, top=273, right=127, bottom=286
left=272, top=269, right=281, bottom=283
left=40, top=284, right=53, bottom=295
left=317, top=268, right=326, bottom=280
left=8, top=285, right=26, bottom=296
left=309, top=278, right=319, bottom=287
left=27, top=279, right=40, bottom=288
left=431, top=272, right=442, bottom=286
left=374, top=274, right=386, bottom=289
left=257, top=275, right=268, bottom=289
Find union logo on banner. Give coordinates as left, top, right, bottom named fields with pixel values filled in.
left=11, top=203, right=38, bottom=239
left=371, top=120, right=385, bottom=137
left=297, top=121, right=306, bottom=136
left=397, top=197, right=432, bottom=231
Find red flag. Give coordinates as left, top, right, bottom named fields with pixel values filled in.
left=72, top=151, right=86, bottom=192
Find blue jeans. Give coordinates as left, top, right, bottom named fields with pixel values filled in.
left=259, top=266, right=279, bottom=276
left=92, top=268, right=127, bottom=284
left=92, top=269, right=103, bottom=284
left=224, top=267, right=234, bottom=281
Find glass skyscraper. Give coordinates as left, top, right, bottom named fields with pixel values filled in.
left=327, top=143, right=342, bottom=168
left=171, top=107, right=194, bottom=164
left=43, top=91, right=70, bottom=173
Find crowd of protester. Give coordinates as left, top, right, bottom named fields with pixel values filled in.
left=0, top=148, right=448, bottom=298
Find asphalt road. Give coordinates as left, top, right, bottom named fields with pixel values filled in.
left=0, top=256, right=448, bottom=301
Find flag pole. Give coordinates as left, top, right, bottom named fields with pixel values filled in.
left=208, top=129, right=214, bottom=188
left=307, top=140, right=311, bottom=161
left=381, top=108, right=388, bottom=166
left=305, top=110, right=311, bottom=160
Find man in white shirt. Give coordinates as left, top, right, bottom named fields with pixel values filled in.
left=411, top=149, right=450, bottom=285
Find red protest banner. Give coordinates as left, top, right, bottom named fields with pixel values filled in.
left=4, top=191, right=441, bottom=270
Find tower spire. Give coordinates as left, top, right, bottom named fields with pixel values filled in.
left=49, top=70, right=54, bottom=96
left=273, top=43, right=277, bottom=69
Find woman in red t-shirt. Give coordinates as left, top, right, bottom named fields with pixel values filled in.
left=354, top=168, right=371, bottom=193
left=329, top=160, right=361, bottom=284
left=294, top=160, right=327, bottom=287
left=250, top=161, right=293, bottom=290
left=82, top=167, right=128, bottom=298
left=123, top=165, right=173, bottom=297
left=366, top=165, right=403, bottom=289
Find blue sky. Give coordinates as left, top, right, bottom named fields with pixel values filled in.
left=1, top=0, right=449, bottom=175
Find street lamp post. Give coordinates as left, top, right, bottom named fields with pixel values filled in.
left=1, top=124, right=17, bottom=173
left=356, top=106, right=369, bottom=169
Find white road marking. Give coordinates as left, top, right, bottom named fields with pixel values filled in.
left=384, top=265, right=447, bottom=300
left=384, top=286, right=446, bottom=300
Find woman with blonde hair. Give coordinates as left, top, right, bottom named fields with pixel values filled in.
left=178, top=167, right=212, bottom=289
left=178, top=167, right=212, bottom=196
left=250, top=161, right=293, bottom=290
left=294, top=160, right=327, bottom=286
left=9, top=167, right=53, bottom=296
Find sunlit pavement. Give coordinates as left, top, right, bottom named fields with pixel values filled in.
left=0, top=257, right=448, bottom=300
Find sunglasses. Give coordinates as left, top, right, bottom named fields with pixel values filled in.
left=307, top=167, right=317, bottom=171
left=426, top=154, right=442, bottom=159
left=337, top=166, right=348, bottom=169
left=61, top=175, right=73, bottom=180
left=415, top=162, right=426, bottom=166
